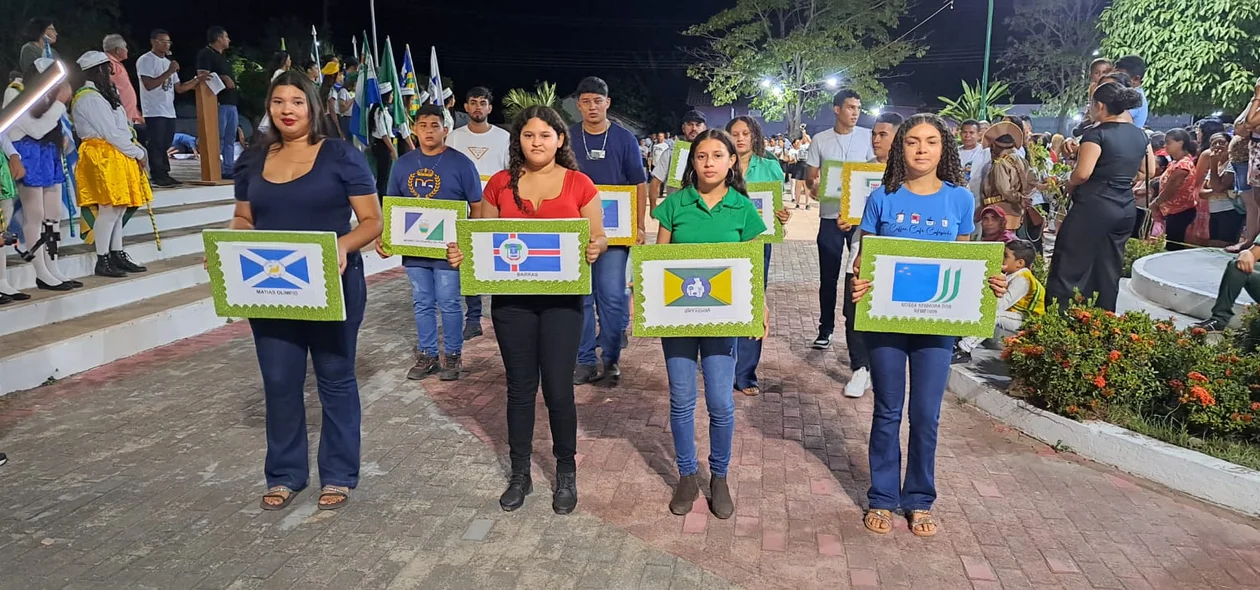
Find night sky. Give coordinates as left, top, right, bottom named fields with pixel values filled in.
left=118, top=0, right=1025, bottom=119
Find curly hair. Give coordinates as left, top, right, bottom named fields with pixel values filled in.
left=681, top=129, right=748, bottom=197
left=506, top=105, right=579, bottom=214
left=881, top=113, right=964, bottom=193
left=725, top=115, right=767, bottom=159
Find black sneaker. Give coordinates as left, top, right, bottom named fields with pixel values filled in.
left=500, top=471, right=532, bottom=512
left=94, top=254, right=127, bottom=278
left=407, top=352, right=439, bottom=380
left=110, top=251, right=147, bottom=273
left=0, top=293, right=10, bottom=305
left=463, top=322, right=483, bottom=340
left=553, top=472, right=577, bottom=515
left=951, top=350, right=973, bottom=365
left=811, top=332, right=832, bottom=349
left=0, top=452, right=7, bottom=467
left=573, top=364, right=599, bottom=385
left=601, top=363, right=621, bottom=387
left=1193, top=318, right=1228, bottom=332
left=439, top=353, right=462, bottom=381
left=152, top=176, right=180, bottom=188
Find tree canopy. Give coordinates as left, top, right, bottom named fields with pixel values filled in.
left=684, top=0, right=919, bottom=135
left=999, top=0, right=1104, bottom=133
left=1100, top=0, right=1260, bottom=115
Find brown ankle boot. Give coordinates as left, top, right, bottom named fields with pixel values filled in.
left=710, top=476, right=734, bottom=519
left=669, top=474, right=699, bottom=515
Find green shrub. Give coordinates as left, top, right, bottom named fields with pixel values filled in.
left=1123, top=237, right=1165, bottom=278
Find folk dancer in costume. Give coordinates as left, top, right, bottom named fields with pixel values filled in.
left=7, top=57, right=81, bottom=291
left=71, top=51, right=151, bottom=278
left=978, top=121, right=1034, bottom=233
left=0, top=135, right=29, bottom=303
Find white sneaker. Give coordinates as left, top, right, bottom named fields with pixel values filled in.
left=844, top=367, right=870, bottom=398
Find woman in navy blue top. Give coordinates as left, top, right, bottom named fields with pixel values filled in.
left=231, top=71, right=383, bottom=511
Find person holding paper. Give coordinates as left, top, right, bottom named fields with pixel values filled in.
left=231, top=71, right=383, bottom=512
left=653, top=129, right=767, bottom=520
left=806, top=89, right=874, bottom=352
left=446, top=105, right=606, bottom=516
left=725, top=115, right=790, bottom=397
left=195, top=26, right=238, bottom=178
left=850, top=114, right=1007, bottom=537
left=379, top=103, right=482, bottom=382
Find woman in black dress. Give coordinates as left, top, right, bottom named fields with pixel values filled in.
left=1046, top=81, right=1156, bottom=311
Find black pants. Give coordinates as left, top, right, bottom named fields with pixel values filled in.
left=1164, top=208, right=1197, bottom=251
left=842, top=272, right=870, bottom=371
left=1046, top=198, right=1135, bottom=312
left=371, top=141, right=392, bottom=197
left=144, top=117, right=176, bottom=181
left=817, top=222, right=856, bottom=335
left=491, top=294, right=583, bottom=474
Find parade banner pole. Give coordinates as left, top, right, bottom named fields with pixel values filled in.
left=370, top=0, right=380, bottom=66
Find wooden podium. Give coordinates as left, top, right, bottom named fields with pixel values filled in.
left=193, top=82, right=232, bottom=185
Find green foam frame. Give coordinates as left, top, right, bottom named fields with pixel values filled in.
left=665, top=140, right=692, bottom=189
left=202, top=229, right=345, bottom=321
left=456, top=218, right=592, bottom=295
left=745, top=182, right=785, bottom=243
left=855, top=236, right=1004, bottom=337
left=632, top=241, right=765, bottom=338
left=380, top=197, right=468, bottom=259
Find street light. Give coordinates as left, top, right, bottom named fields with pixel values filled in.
left=826, top=77, right=838, bottom=89
left=1092, top=49, right=1101, bottom=57
left=760, top=79, right=771, bottom=88
left=771, top=85, right=784, bottom=96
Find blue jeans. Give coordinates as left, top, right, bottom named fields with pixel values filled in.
left=250, top=256, right=366, bottom=490
left=465, top=295, right=483, bottom=326
left=865, top=332, right=954, bottom=511
left=663, top=337, right=736, bottom=477
left=218, top=105, right=238, bottom=177
left=734, top=244, right=772, bottom=389
left=578, top=246, right=630, bottom=366
left=406, top=266, right=463, bottom=356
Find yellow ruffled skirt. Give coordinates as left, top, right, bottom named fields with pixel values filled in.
left=76, top=138, right=153, bottom=208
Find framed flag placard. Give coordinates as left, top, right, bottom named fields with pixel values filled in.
left=202, top=229, right=345, bottom=321
left=855, top=237, right=1003, bottom=337
left=633, top=241, right=765, bottom=338
left=381, top=197, right=467, bottom=258
left=665, top=140, right=692, bottom=189
left=839, top=162, right=886, bottom=226
left=597, top=184, right=638, bottom=246
left=457, top=218, right=591, bottom=295
left=745, top=182, right=785, bottom=243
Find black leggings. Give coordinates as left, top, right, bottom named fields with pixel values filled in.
left=1164, top=208, right=1197, bottom=251
left=491, top=294, right=584, bottom=474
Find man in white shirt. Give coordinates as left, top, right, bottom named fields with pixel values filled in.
left=957, top=119, right=990, bottom=191
left=445, top=86, right=509, bottom=339
left=649, top=110, right=707, bottom=209
left=136, top=29, right=203, bottom=187
left=805, top=89, right=874, bottom=351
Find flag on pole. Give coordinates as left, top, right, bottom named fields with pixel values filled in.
left=378, top=37, right=407, bottom=132
left=401, top=44, right=420, bottom=120
left=428, top=47, right=454, bottom=130
left=310, top=26, right=322, bottom=86
left=349, top=33, right=381, bottom=150
left=352, top=36, right=359, bottom=63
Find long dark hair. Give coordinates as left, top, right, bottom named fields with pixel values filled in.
left=725, top=115, right=767, bottom=159
left=1092, top=81, right=1142, bottom=116
left=1164, top=128, right=1198, bottom=158
left=80, top=63, right=122, bottom=110
left=22, top=18, right=53, bottom=45
left=506, top=105, right=578, bottom=214
left=269, top=51, right=290, bottom=73
left=682, top=129, right=748, bottom=197
left=881, top=113, right=964, bottom=193
left=252, top=71, right=328, bottom=153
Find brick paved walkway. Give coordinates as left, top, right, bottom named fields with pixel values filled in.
left=2, top=235, right=1260, bottom=589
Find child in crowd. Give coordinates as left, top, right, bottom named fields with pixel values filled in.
left=953, top=239, right=1044, bottom=364
left=978, top=205, right=1017, bottom=243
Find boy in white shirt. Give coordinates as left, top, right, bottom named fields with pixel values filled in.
left=953, top=239, right=1045, bottom=364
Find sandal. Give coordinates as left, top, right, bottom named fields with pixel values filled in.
left=741, top=386, right=760, bottom=397
left=260, top=485, right=298, bottom=511
left=317, top=485, right=350, bottom=510
left=863, top=509, right=893, bottom=534
left=908, top=509, right=939, bottom=537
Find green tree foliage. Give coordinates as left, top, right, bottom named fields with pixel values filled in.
left=684, top=0, right=920, bottom=136
left=0, top=0, right=122, bottom=75
left=999, top=0, right=1104, bottom=134
left=937, top=80, right=1013, bottom=121
left=1100, top=0, right=1260, bottom=115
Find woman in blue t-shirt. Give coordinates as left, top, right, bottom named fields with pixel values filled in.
left=850, top=114, right=1007, bottom=537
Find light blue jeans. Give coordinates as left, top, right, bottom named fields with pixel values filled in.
left=218, top=105, right=238, bottom=177
left=578, top=246, right=630, bottom=367
left=405, top=266, right=463, bottom=356
left=662, top=337, right=737, bottom=477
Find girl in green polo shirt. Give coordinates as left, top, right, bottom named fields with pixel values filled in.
left=652, top=129, right=767, bottom=520
left=726, top=116, right=792, bottom=397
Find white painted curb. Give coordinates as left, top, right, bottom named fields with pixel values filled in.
left=948, top=365, right=1260, bottom=516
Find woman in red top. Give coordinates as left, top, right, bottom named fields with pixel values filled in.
left=448, top=105, right=606, bottom=515
left=1151, top=129, right=1199, bottom=251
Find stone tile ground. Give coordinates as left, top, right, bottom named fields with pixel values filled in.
left=1, top=225, right=1259, bottom=589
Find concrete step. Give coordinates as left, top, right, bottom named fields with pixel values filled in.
left=5, top=198, right=235, bottom=252
left=3, top=222, right=221, bottom=291
left=1130, top=249, right=1242, bottom=328
left=0, top=248, right=401, bottom=396
left=148, top=184, right=235, bottom=208
left=0, top=253, right=208, bottom=338
left=1117, top=277, right=1199, bottom=330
